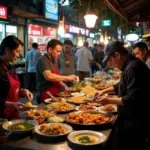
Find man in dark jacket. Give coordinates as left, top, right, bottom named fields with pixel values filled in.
left=94, top=41, right=150, bottom=150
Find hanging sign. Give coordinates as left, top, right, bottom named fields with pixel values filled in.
left=0, top=6, right=7, bottom=19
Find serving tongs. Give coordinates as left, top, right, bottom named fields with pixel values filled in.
left=46, top=91, right=58, bottom=102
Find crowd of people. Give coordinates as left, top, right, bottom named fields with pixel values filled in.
left=0, top=35, right=150, bottom=149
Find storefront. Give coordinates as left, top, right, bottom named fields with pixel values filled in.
left=0, top=5, right=8, bottom=43
left=28, top=24, right=56, bottom=54
left=0, top=5, right=26, bottom=57
left=63, top=24, right=90, bottom=46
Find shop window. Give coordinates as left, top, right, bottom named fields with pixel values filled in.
left=0, top=23, right=5, bottom=44
left=6, top=25, right=17, bottom=37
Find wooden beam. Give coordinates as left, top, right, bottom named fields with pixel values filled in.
left=123, top=0, right=146, bottom=11
left=105, top=0, right=128, bottom=23
left=128, top=2, right=150, bottom=17
left=121, top=0, right=136, bottom=8
left=112, top=0, right=128, bottom=18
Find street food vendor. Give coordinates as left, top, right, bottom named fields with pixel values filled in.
left=94, top=41, right=150, bottom=150
left=36, top=39, right=77, bottom=101
left=0, top=35, right=33, bottom=119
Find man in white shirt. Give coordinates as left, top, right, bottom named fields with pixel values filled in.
left=75, top=41, right=93, bottom=80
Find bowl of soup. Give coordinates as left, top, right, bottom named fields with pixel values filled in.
left=0, top=118, right=8, bottom=128
left=2, top=119, right=38, bottom=134
left=68, top=130, right=106, bottom=150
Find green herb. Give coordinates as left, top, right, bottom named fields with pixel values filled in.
left=8, top=123, right=33, bottom=131
left=78, top=136, right=91, bottom=143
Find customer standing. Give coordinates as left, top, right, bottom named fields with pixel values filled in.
left=94, top=44, right=107, bottom=70
left=58, top=40, right=76, bottom=76
left=75, top=41, right=94, bottom=81
left=94, top=41, right=150, bottom=150
left=0, top=35, right=33, bottom=119
left=133, top=42, right=150, bottom=69
left=36, top=39, right=77, bottom=102
left=146, top=36, right=150, bottom=51
left=25, top=43, right=41, bottom=91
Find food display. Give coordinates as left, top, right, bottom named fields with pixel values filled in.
left=57, top=91, right=71, bottom=97
left=67, top=96, right=91, bottom=104
left=66, top=112, right=112, bottom=125
left=39, top=124, right=67, bottom=135
left=71, top=92, right=85, bottom=97
left=2, top=120, right=37, bottom=134
left=99, top=105, right=117, bottom=113
left=68, top=130, right=107, bottom=146
left=76, top=105, right=97, bottom=111
left=35, top=123, right=72, bottom=137
left=90, top=76, right=102, bottom=82
left=8, top=123, right=34, bottom=131
left=47, top=102, right=75, bottom=112
left=0, top=118, right=7, bottom=127
left=69, top=82, right=83, bottom=92
left=75, top=134, right=98, bottom=144
left=88, top=102, right=101, bottom=107
left=25, top=109, right=55, bottom=119
left=48, top=116, right=64, bottom=123
left=82, top=86, right=96, bottom=96
left=25, top=102, right=37, bottom=108
left=94, top=83, right=106, bottom=89
left=44, top=98, right=65, bottom=104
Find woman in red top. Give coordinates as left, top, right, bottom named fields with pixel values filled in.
left=0, top=35, right=33, bottom=119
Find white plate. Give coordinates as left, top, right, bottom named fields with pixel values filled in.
left=75, top=105, right=97, bottom=111
left=44, top=98, right=66, bottom=104
left=35, top=123, right=72, bottom=137
left=98, top=105, right=117, bottom=113
left=71, top=92, right=85, bottom=97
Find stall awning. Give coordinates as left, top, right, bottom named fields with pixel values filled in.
left=11, top=7, right=43, bottom=19
left=105, top=0, right=150, bottom=22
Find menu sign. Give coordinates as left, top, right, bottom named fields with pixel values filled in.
left=38, top=44, right=47, bottom=53
left=65, top=24, right=89, bottom=36
left=43, top=27, right=56, bottom=38
left=0, top=6, right=7, bottom=19
left=44, top=0, right=58, bottom=21
left=28, top=25, right=43, bottom=36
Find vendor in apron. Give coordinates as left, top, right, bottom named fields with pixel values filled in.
left=0, top=35, right=33, bottom=119
left=36, top=39, right=77, bottom=102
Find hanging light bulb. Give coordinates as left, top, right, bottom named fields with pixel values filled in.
left=58, top=20, right=65, bottom=36
left=58, top=9, right=65, bottom=36
left=104, top=36, right=108, bottom=45
left=100, top=34, right=104, bottom=43
left=84, top=1, right=98, bottom=28
left=84, top=14, right=98, bottom=28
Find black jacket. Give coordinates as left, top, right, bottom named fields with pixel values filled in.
left=113, top=55, right=150, bottom=128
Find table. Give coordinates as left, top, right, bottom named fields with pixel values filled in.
left=3, top=103, right=116, bottom=150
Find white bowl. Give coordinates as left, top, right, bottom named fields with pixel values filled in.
left=68, top=130, right=106, bottom=145
left=3, top=119, right=37, bottom=134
